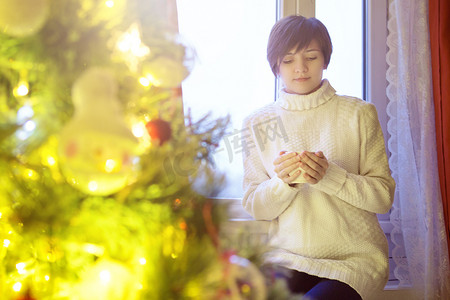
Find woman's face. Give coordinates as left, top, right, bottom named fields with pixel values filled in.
left=278, top=39, right=326, bottom=95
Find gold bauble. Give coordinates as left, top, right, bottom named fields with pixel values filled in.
left=0, top=0, right=49, bottom=37
left=77, top=258, right=139, bottom=300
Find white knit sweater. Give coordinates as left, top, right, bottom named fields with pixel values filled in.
left=242, top=80, right=395, bottom=299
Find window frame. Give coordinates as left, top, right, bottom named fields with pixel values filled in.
left=364, top=0, right=389, bottom=149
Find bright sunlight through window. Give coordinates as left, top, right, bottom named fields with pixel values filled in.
left=177, top=0, right=276, bottom=198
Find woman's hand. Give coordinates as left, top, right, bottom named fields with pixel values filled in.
left=299, top=151, right=329, bottom=184
left=273, top=151, right=302, bottom=184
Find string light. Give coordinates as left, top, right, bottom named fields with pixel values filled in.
left=47, top=156, right=56, bottom=166
left=116, top=23, right=150, bottom=71
left=3, top=239, right=10, bottom=247
left=139, top=258, right=147, bottom=265
left=13, top=81, right=29, bottom=97
left=16, top=262, right=26, bottom=274
left=16, top=120, right=37, bottom=140
left=139, top=77, right=150, bottom=87
left=24, top=120, right=36, bottom=132
left=45, top=275, right=50, bottom=281
left=83, top=243, right=105, bottom=256
left=16, top=104, right=36, bottom=140
left=104, top=159, right=118, bottom=173
left=12, top=282, right=22, bottom=292
left=88, top=181, right=98, bottom=192
left=132, top=122, right=145, bottom=138
left=143, top=73, right=161, bottom=87
left=17, top=105, right=34, bottom=121
left=116, top=24, right=150, bottom=57
left=105, top=0, right=114, bottom=8
left=25, top=168, right=38, bottom=179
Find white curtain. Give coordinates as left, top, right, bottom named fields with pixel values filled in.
left=386, top=0, right=450, bottom=299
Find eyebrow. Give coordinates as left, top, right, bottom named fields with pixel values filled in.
left=286, top=48, right=321, bottom=55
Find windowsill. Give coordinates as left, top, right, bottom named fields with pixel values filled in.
left=217, top=197, right=409, bottom=293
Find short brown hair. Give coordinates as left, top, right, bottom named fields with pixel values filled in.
left=267, top=15, right=332, bottom=76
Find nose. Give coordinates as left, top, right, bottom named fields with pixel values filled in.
left=295, top=60, right=308, bottom=73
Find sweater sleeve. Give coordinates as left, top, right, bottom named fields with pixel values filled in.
left=241, top=116, right=298, bottom=221
left=312, top=103, right=395, bottom=214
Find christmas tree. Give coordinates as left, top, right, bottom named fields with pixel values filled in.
left=0, top=0, right=279, bottom=299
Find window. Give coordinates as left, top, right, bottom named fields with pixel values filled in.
left=316, top=0, right=363, bottom=99
left=176, top=0, right=276, bottom=198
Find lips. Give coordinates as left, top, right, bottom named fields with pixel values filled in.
left=294, top=77, right=309, bottom=82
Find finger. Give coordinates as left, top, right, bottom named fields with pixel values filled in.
left=302, top=151, right=328, bottom=169
left=273, top=151, right=293, bottom=165
left=273, top=151, right=298, bottom=166
left=282, top=163, right=303, bottom=183
left=315, top=151, right=324, bottom=158
left=302, top=151, right=321, bottom=163
left=299, top=160, right=322, bottom=179
left=275, top=160, right=301, bottom=178
left=286, top=169, right=302, bottom=183
left=299, top=152, right=320, bottom=170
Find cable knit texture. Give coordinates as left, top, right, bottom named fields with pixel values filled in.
left=242, top=80, right=395, bottom=299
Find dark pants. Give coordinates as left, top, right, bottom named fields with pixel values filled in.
left=280, top=268, right=362, bottom=300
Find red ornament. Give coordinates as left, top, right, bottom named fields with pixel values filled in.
left=145, top=118, right=172, bottom=145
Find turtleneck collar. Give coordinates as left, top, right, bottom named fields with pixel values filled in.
left=275, top=79, right=336, bottom=111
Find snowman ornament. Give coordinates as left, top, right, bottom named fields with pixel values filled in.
left=58, top=68, right=139, bottom=196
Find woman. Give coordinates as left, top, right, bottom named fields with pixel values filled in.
left=242, top=15, right=395, bottom=299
